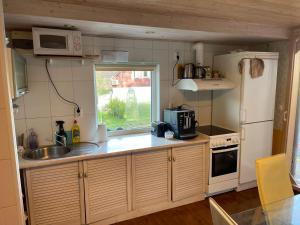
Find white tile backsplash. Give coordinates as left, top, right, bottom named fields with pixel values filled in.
left=49, top=82, right=75, bottom=117
left=26, top=57, right=49, bottom=82
left=198, top=105, right=212, bottom=125
left=153, top=49, right=169, bottom=81
left=115, top=38, right=134, bottom=48
left=94, top=37, right=114, bottom=47
left=184, top=91, right=199, bottom=108
left=71, top=61, right=94, bottom=81
left=13, top=97, right=25, bottom=120
left=134, top=40, right=153, bottom=49
left=24, top=82, right=51, bottom=118
left=14, top=119, right=27, bottom=144
left=73, top=81, right=96, bottom=115
left=198, top=91, right=212, bottom=106
left=14, top=36, right=243, bottom=146
left=131, top=48, right=153, bottom=62
left=26, top=117, right=53, bottom=146
left=47, top=60, right=73, bottom=82
left=82, top=36, right=95, bottom=46
left=160, top=81, right=170, bottom=119
left=153, top=40, right=169, bottom=50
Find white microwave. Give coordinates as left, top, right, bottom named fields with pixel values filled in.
left=32, top=27, right=82, bottom=56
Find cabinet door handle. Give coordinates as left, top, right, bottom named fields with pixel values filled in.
left=78, top=172, right=83, bottom=179
left=172, top=156, right=176, bottom=162
left=168, top=156, right=172, bottom=162
left=84, top=172, right=88, bottom=178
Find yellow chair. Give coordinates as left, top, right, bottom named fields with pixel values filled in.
left=209, top=198, right=237, bottom=225
left=256, top=154, right=294, bottom=206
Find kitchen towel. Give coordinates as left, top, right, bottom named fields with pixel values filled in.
left=250, top=58, right=264, bottom=78
left=238, top=58, right=265, bottom=78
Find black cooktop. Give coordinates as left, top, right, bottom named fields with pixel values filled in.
left=197, top=125, right=235, bottom=136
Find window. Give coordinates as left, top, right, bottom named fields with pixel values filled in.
left=95, top=64, right=159, bottom=134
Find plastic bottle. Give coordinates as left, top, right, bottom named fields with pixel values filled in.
left=28, top=129, right=38, bottom=149
left=56, top=121, right=67, bottom=146
left=72, top=120, right=80, bottom=144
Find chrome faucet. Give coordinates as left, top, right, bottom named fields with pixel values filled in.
left=55, top=132, right=67, bottom=147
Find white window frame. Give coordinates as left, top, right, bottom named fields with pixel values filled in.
left=95, top=63, right=160, bottom=136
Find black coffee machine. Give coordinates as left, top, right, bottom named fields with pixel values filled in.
left=163, top=106, right=198, bottom=140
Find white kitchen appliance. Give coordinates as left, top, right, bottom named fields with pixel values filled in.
left=212, top=52, right=278, bottom=190
left=198, top=125, right=240, bottom=194
left=32, top=27, right=82, bottom=56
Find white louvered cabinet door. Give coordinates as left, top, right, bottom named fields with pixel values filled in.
left=172, top=144, right=205, bottom=201
left=25, top=162, right=84, bottom=225
left=132, top=148, right=171, bottom=209
left=84, top=155, right=131, bottom=224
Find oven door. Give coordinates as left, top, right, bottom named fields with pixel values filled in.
left=209, top=145, right=239, bottom=184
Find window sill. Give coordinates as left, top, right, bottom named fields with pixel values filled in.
left=102, top=126, right=151, bottom=137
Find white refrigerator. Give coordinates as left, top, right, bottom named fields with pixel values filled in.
left=212, top=52, right=279, bottom=187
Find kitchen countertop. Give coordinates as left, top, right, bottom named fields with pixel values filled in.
left=19, top=133, right=209, bottom=169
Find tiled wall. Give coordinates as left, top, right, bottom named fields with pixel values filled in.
left=14, top=37, right=244, bottom=146
left=14, top=58, right=97, bottom=146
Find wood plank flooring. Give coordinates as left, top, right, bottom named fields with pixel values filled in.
left=114, top=188, right=260, bottom=225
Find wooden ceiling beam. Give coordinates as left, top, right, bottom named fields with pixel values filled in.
left=3, top=0, right=290, bottom=39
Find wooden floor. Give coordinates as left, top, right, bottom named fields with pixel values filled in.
left=114, top=188, right=260, bottom=225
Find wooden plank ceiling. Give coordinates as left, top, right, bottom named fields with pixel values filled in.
left=4, top=0, right=300, bottom=39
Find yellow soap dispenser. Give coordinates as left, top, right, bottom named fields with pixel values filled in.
left=72, top=120, right=80, bottom=143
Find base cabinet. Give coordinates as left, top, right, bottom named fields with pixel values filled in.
left=25, top=143, right=207, bottom=225
left=25, top=162, right=84, bottom=225
left=172, top=145, right=206, bottom=201
left=84, top=155, right=131, bottom=224
left=132, top=148, right=171, bottom=209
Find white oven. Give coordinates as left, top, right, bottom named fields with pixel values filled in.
left=210, top=144, right=239, bottom=183
left=208, top=134, right=240, bottom=194
left=32, top=27, right=82, bottom=56
left=197, top=125, right=240, bottom=195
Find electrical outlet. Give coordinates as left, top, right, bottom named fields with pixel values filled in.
left=74, top=107, right=82, bottom=118
left=174, top=52, right=180, bottom=61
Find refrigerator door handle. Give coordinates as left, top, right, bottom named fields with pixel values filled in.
left=241, top=127, right=246, bottom=140
left=240, top=108, right=247, bottom=123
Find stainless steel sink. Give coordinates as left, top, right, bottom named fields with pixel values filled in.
left=23, top=142, right=101, bottom=160
left=23, top=146, right=71, bottom=160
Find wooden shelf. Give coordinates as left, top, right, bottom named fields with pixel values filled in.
left=175, top=78, right=236, bottom=91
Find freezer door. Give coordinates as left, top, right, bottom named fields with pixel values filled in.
left=239, top=121, right=273, bottom=184
left=241, top=59, right=278, bottom=123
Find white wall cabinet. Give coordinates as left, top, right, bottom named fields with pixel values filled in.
left=132, top=148, right=171, bottom=209
left=83, top=155, right=131, bottom=224
left=25, top=162, right=84, bottom=225
left=172, top=144, right=206, bottom=201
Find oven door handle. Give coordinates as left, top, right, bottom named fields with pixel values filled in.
left=211, top=148, right=238, bottom=154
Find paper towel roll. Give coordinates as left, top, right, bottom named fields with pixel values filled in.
left=94, top=124, right=107, bottom=142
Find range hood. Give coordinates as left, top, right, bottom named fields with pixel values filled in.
left=175, top=78, right=235, bottom=91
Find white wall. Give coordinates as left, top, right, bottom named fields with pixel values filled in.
left=13, top=37, right=244, bottom=146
